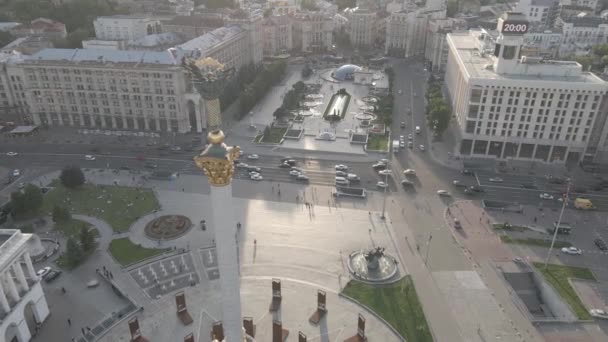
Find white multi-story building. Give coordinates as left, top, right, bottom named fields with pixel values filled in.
left=1, top=229, right=50, bottom=342
left=292, top=11, right=334, bottom=53
left=445, top=12, right=608, bottom=163
left=560, top=0, right=599, bottom=11
left=345, top=7, right=377, bottom=48
left=94, top=15, right=162, bottom=41
left=521, top=29, right=561, bottom=58
left=385, top=8, right=445, bottom=58
left=556, top=15, right=608, bottom=56
left=515, top=0, right=559, bottom=27
left=0, top=52, right=29, bottom=124
left=425, top=18, right=467, bottom=72
left=262, top=15, right=292, bottom=56
left=225, top=9, right=264, bottom=66
left=8, top=48, right=207, bottom=133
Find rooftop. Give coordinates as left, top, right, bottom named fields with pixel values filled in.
left=448, top=31, right=606, bottom=84
left=0, top=229, right=31, bottom=271
left=27, top=48, right=178, bottom=65
left=175, top=25, right=244, bottom=52
left=95, top=14, right=156, bottom=20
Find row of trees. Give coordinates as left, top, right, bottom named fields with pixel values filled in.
left=425, top=80, right=451, bottom=137
left=273, top=81, right=307, bottom=120
left=55, top=204, right=96, bottom=268
left=568, top=44, right=608, bottom=72
left=238, top=61, right=288, bottom=118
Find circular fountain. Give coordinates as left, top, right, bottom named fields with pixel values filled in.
left=347, top=246, right=399, bottom=283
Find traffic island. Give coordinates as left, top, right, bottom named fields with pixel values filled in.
left=342, top=276, right=432, bottom=342
left=144, top=215, right=192, bottom=241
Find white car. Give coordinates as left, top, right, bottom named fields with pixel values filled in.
left=399, top=135, right=405, bottom=141
left=12, top=169, right=20, bottom=177
left=561, top=247, right=582, bottom=255
left=84, top=155, right=96, bottom=161
left=378, top=159, right=389, bottom=164
left=376, top=181, right=388, bottom=189
left=248, top=171, right=260, bottom=176
left=246, top=154, right=259, bottom=160
left=336, top=170, right=348, bottom=177
left=407, top=134, right=413, bottom=141
left=378, top=170, right=392, bottom=176
left=236, top=162, right=249, bottom=168
left=403, top=169, right=416, bottom=175
left=250, top=174, right=263, bottom=181
left=489, top=177, right=503, bottom=183
left=590, top=309, right=608, bottom=319
left=437, top=190, right=451, bottom=196
left=36, top=267, right=51, bottom=278
left=335, top=164, right=348, bottom=171
left=6, top=152, right=18, bottom=156
left=289, top=170, right=301, bottom=177
left=399, top=141, right=405, bottom=148
left=419, top=145, right=425, bottom=151
left=398, top=89, right=402, bottom=94
left=539, top=193, right=554, bottom=200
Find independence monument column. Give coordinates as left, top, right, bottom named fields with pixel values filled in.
left=194, top=130, right=243, bottom=341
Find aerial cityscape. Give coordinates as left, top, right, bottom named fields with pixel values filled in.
left=2, top=0, right=608, bottom=341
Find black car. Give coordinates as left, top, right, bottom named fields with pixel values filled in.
left=283, top=159, right=297, bottom=166
left=45, top=270, right=62, bottom=283
left=595, top=238, right=607, bottom=251
left=144, top=163, right=158, bottom=169
left=278, top=163, right=291, bottom=168
left=119, top=166, right=131, bottom=171
left=469, top=185, right=485, bottom=192
left=521, top=183, right=538, bottom=189
left=372, top=163, right=388, bottom=170
left=573, top=187, right=588, bottom=193
left=461, top=169, right=475, bottom=176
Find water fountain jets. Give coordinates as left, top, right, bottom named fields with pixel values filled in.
left=347, top=246, right=399, bottom=283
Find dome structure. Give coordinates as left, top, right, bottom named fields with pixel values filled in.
left=333, top=64, right=362, bottom=81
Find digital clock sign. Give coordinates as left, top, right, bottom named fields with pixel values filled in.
left=501, top=21, right=529, bottom=34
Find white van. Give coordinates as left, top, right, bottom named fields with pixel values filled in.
left=415, top=126, right=421, bottom=134
left=347, top=174, right=360, bottom=181
left=335, top=177, right=350, bottom=185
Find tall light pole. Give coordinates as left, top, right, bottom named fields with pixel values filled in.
left=544, top=180, right=571, bottom=269
left=380, top=135, right=392, bottom=220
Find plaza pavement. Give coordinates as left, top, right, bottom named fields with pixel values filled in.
left=27, top=169, right=404, bottom=341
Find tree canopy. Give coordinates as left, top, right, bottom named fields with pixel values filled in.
left=60, top=165, right=85, bottom=188
left=10, top=184, right=43, bottom=218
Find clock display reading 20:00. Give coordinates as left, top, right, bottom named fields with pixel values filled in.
left=502, top=22, right=528, bottom=34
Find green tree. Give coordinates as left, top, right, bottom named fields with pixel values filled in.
left=60, top=165, right=85, bottom=188
left=301, top=0, right=319, bottom=10
left=592, top=44, right=608, bottom=57
left=10, top=185, right=43, bottom=217
left=79, top=227, right=96, bottom=253
left=52, top=205, right=71, bottom=223
left=204, top=0, right=236, bottom=9
left=447, top=0, right=458, bottom=17
left=336, top=0, right=356, bottom=10
left=0, top=31, right=15, bottom=48
left=65, top=237, right=83, bottom=267
left=302, top=65, right=313, bottom=78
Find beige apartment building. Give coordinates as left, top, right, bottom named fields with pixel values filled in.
left=292, top=11, right=334, bottom=53
left=5, top=48, right=207, bottom=133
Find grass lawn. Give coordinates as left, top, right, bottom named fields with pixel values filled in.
left=532, top=262, right=596, bottom=319
left=42, top=184, right=159, bottom=232
left=54, top=218, right=99, bottom=238
left=257, top=127, right=287, bottom=143
left=367, top=135, right=388, bottom=151
left=342, top=277, right=432, bottom=342
left=500, top=235, right=571, bottom=248
left=108, top=238, right=171, bottom=266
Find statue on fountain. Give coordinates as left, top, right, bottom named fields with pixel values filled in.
left=364, top=247, right=385, bottom=270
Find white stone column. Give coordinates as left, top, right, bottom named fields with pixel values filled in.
left=4, top=271, right=20, bottom=302
left=0, top=282, right=10, bottom=313
left=209, top=184, right=242, bottom=342
left=13, top=263, right=29, bottom=291
left=23, top=252, right=38, bottom=281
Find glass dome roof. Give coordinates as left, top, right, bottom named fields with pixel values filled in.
left=333, top=64, right=362, bottom=80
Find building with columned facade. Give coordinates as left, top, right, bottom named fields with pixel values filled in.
left=445, top=12, right=608, bottom=163
left=1, top=229, right=50, bottom=342
left=8, top=48, right=207, bottom=133
left=292, top=11, right=334, bottom=53
left=94, top=15, right=162, bottom=41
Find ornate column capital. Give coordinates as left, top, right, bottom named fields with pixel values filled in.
left=194, top=130, right=240, bottom=187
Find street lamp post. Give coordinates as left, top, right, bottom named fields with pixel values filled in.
left=544, top=180, right=571, bottom=269
left=380, top=136, right=392, bottom=220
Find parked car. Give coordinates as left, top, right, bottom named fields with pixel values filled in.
left=590, top=309, right=608, bottom=319
left=336, top=170, right=348, bottom=177
left=12, top=169, right=21, bottom=177
left=461, top=169, right=474, bottom=176
left=539, top=193, right=554, bottom=200
left=335, top=164, right=348, bottom=171
left=376, top=181, right=388, bottom=189
left=561, top=247, right=582, bottom=255
left=45, top=270, right=62, bottom=283
left=399, top=141, right=405, bottom=148
left=400, top=121, right=406, bottom=128
left=36, top=267, right=51, bottom=278
left=401, top=179, right=413, bottom=186
left=408, top=141, right=413, bottom=148
left=419, top=145, right=425, bottom=151
left=6, top=152, right=18, bottom=156
left=407, top=134, right=413, bottom=141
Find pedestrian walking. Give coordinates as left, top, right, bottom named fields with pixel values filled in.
left=81, top=328, right=86, bottom=335
left=67, top=318, right=72, bottom=326
left=61, top=287, right=66, bottom=294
